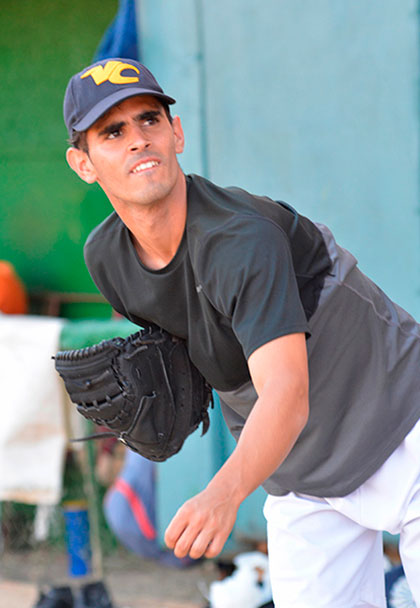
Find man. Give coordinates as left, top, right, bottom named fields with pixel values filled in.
left=63, top=58, right=420, bottom=607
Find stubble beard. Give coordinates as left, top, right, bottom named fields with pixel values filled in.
left=130, top=161, right=183, bottom=211
left=105, top=165, right=181, bottom=214
left=132, top=178, right=177, bottom=210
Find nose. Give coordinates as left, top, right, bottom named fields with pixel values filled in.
left=127, top=123, right=150, bottom=152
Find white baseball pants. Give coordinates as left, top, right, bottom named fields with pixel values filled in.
left=264, top=418, right=420, bottom=607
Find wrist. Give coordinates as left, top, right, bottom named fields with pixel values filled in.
left=206, top=461, right=250, bottom=508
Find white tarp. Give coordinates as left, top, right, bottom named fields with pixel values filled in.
left=0, top=315, right=67, bottom=504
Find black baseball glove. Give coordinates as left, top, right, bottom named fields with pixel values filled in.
left=54, top=327, right=213, bottom=462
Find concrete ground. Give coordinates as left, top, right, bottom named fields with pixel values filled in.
left=0, top=546, right=216, bottom=608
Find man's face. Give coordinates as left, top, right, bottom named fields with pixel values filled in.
left=70, top=96, right=185, bottom=209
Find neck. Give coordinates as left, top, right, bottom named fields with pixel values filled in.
left=112, top=171, right=187, bottom=270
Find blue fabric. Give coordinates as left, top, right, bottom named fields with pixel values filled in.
left=94, top=0, right=139, bottom=61
left=104, top=450, right=156, bottom=558
left=104, top=450, right=195, bottom=568
left=385, top=565, right=415, bottom=607
left=385, top=565, right=405, bottom=602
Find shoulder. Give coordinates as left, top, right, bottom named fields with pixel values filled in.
left=82, top=212, right=129, bottom=314
left=84, top=211, right=123, bottom=251
left=186, top=174, right=293, bottom=263
left=193, top=214, right=291, bottom=281
left=84, top=212, right=126, bottom=268
left=186, top=174, right=286, bottom=221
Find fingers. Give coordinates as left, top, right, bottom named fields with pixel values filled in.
left=169, top=524, right=226, bottom=560
left=165, top=503, right=209, bottom=558
left=164, top=507, right=188, bottom=550
left=181, top=529, right=212, bottom=559
left=204, top=534, right=227, bottom=559
left=188, top=530, right=227, bottom=560
left=164, top=488, right=239, bottom=560
left=164, top=506, right=228, bottom=559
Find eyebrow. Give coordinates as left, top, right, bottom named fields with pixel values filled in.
left=98, top=121, right=125, bottom=137
left=97, top=109, right=162, bottom=137
left=134, top=109, right=162, bottom=123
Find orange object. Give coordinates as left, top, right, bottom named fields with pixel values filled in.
left=0, top=261, right=28, bottom=314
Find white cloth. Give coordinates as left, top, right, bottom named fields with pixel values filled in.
left=263, top=417, right=420, bottom=608
left=0, top=315, right=67, bottom=504
left=209, top=552, right=272, bottom=608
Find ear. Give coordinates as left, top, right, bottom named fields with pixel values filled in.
left=66, top=147, right=97, bottom=184
left=171, top=116, right=185, bottom=155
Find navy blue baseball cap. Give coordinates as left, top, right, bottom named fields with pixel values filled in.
left=64, top=58, right=176, bottom=137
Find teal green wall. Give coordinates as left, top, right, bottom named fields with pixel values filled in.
left=138, top=0, right=420, bottom=319
left=139, top=0, right=420, bottom=544
left=4, top=1, right=416, bottom=316
left=0, top=0, right=118, bottom=317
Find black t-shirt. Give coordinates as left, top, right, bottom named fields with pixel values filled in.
left=84, top=174, right=420, bottom=497
left=84, top=174, right=331, bottom=391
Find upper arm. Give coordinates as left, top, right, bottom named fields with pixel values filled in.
left=248, top=333, right=309, bottom=416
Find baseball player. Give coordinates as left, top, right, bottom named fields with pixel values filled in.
left=62, top=58, right=420, bottom=607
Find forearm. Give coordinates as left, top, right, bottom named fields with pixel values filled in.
left=164, top=333, right=309, bottom=559
left=206, top=376, right=309, bottom=506
left=164, top=375, right=308, bottom=559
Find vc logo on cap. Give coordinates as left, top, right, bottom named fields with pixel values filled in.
left=81, top=60, right=140, bottom=85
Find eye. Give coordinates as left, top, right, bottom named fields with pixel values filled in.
left=144, top=116, right=158, bottom=126
left=107, top=128, right=122, bottom=139
left=142, top=112, right=160, bottom=127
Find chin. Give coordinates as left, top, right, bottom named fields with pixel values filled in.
left=137, top=180, right=177, bottom=205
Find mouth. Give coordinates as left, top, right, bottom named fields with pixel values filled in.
left=130, top=160, right=160, bottom=174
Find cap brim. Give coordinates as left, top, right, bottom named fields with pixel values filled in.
left=72, top=87, right=176, bottom=132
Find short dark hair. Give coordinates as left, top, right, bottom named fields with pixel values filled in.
left=161, top=102, right=173, bottom=124
left=69, top=101, right=173, bottom=152
left=70, top=130, right=88, bottom=152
